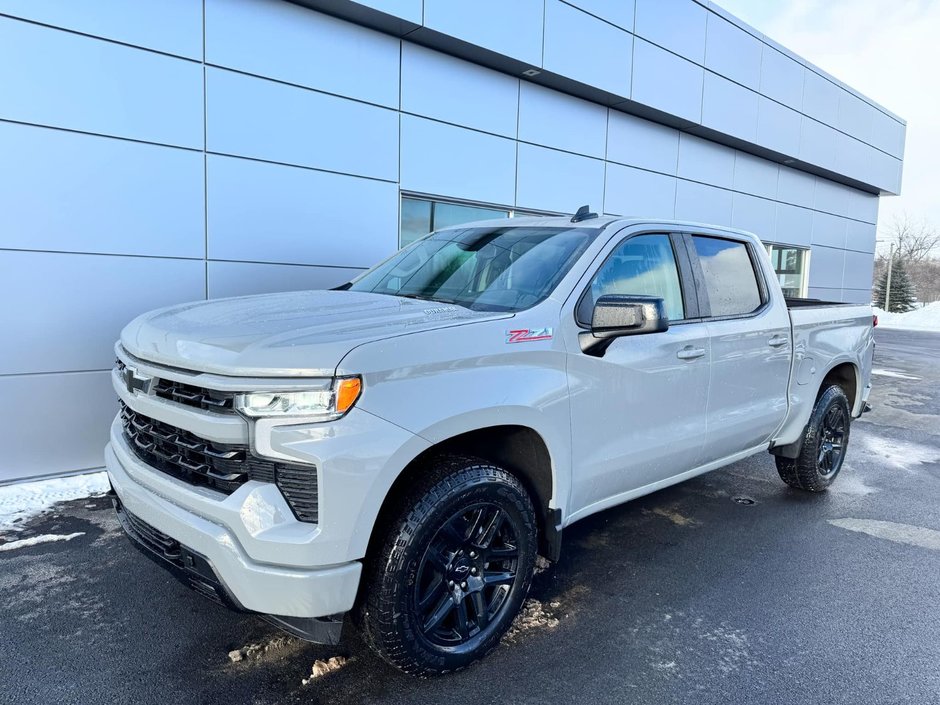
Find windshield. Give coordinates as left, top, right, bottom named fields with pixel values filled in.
left=348, top=226, right=600, bottom=312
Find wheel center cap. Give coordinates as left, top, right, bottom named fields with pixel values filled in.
left=450, top=558, right=472, bottom=580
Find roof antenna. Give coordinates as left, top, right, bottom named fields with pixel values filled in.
left=571, top=205, right=598, bottom=223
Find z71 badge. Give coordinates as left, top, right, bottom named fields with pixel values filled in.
left=506, top=327, right=554, bottom=344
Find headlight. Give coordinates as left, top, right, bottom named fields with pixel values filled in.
left=235, top=377, right=362, bottom=421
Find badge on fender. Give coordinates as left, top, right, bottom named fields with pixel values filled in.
left=506, top=327, right=554, bottom=343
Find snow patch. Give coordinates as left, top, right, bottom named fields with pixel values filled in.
left=227, top=635, right=299, bottom=663
left=0, top=532, right=84, bottom=552
left=301, top=656, right=348, bottom=684
left=871, top=368, right=920, bottom=380
left=874, top=302, right=940, bottom=332
left=859, top=434, right=940, bottom=471
left=504, top=598, right=560, bottom=642
left=0, top=472, right=110, bottom=534
left=533, top=555, right=552, bottom=575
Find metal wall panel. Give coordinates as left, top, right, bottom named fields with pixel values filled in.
left=759, top=45, right=804, bottom=110
left=400, top=115, right=516, bottom=205
left=802, top=70, right=841, bottom=125
left=423, top=0, right=544, bottom=66
left=402, top=43, right=519, bottom=138
left=733, top=152, right=779, bottom=200
left=731, top=192, right=776, bottom=239
left=206, top=68, right=399, bottom=181
left=756, top=96, right=802, bottom=156
left=566, top=0, right=635, bottom=30
left=0, top=0, right=202, bottom=59
left=774, top=203, right=814, bottom=248
left=631, top=39, right=704, bottom=123
left=799, top=117, right=839, bottom=172
left=0, top=17, right=203, bottom=148
left=0, top=372, right=116, bottom=482
left=207, top=155, right=398, bottom=268
left=208, top=262, right=364, bottom=299
left=518, top=83, right=607, bottom=159
left=515, top=144, right=605, bottom=214
left=811, top=211, right=849, bottom=250
left=0, top=122, right=204, bottom=258
left=604, top=164, right=677, bottom=219
left=704, top=14, right=762, bottom=90
left=0, top=251, right=204, bottom=375
left=543, top=0, right=633, bottom=97
left=846, top=220, right=877, bottom=254
left=808, top=245, right=846, bottom=289
left=842, top=250, right=876, bottom=291
left=633, top=0, right=706, bottom=63
left=346, top=0, right=423, bottom=23
left=606, top=111, right=680, bottom=175
left=206, top=0, right=400, bottom=108
left=701, top=72, right=759, bottom=143
left=674, top=180, right=733, bottom=226
left=777, top=166, right=817, bottom=209
left=677, top=134, right=736, bottom=189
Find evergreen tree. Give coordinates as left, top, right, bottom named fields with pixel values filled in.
left=873, top=257, right=917, bottom=312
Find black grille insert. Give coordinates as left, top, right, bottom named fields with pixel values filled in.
left=119, top=402, right=318, bottom=522
left=116, top=358, right=236, bottom=413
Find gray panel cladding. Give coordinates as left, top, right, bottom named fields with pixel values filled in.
left=0, top=0, right=890, bottom=481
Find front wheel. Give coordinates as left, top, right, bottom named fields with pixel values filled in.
left=776, top=384, right=851, bottom=492
left=358, top=456, right=538, bottom=676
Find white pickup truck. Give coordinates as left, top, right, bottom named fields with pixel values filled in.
left=106, top=210, right=874, bottom=675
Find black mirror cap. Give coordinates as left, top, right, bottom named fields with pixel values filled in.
left=580, top=295, right=669, bottom=356
left=592, top=294, right=669, bottom=337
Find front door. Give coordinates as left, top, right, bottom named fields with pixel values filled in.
left=564, top=231, right=710, bottom=519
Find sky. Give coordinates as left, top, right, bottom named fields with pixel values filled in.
left=716, top=0, right=940, bottom=251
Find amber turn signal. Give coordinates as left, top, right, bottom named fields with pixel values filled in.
left=335, top=377, right=362, bottom=414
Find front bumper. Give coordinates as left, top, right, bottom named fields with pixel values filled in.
left=106, top=436, right=362, bottom=629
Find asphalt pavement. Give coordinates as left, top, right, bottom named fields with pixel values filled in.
left=2, top=327, right=938, bottom=704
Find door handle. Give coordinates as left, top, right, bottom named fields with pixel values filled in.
left=768, top=335, right=789, bottom=348
left=677, top=346, right=706, bottom=360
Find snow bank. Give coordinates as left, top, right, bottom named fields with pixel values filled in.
left=0, top=471, right=110, bottom=534
left=874, top=302, right=940, bottom=332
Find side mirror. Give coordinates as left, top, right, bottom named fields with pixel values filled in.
left=579, top=295, right=669, bottom=356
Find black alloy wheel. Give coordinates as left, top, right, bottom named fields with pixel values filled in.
left=817, top=404, right=847, bottom=476
left=415, top=503, right=520, bottom=647
left=357, top=456, right=538, bottom=676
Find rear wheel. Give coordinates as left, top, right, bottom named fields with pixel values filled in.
left=358, top=456, right=537, bottom=676
left=776, top=384, right=851, bottom=492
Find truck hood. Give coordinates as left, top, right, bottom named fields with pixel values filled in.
left=120, top=290, right=509, bottom=377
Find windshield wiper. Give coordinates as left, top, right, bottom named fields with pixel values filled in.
left=396, top=293, right=468, bottom=308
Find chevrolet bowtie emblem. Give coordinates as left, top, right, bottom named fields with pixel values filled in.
left=122, top=365, right=153, bottom=395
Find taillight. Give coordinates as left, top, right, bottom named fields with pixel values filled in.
left=873, top=314, right=878, bottom=327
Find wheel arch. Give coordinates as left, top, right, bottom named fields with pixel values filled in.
left=363, top=424, right=561, bottom=570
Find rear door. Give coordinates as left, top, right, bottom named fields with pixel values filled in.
left=686, top=233, right=791, bottom=463
left=563, top=229, right=711, bottom=518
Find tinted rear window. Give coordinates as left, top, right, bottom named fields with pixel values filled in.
left=691, top=236, right=762, bottom=317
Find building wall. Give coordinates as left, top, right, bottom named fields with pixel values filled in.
left=0, top=0, right=902, bottom=483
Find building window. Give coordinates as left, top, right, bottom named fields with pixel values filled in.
left=765, top=244, right=809, bottom=298
left=400, top=195, right=545, bottom=247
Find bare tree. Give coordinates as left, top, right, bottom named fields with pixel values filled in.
left=881, top=213, right=940, bottom=263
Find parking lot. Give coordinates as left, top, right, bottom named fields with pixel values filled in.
left=2, top=327, right=938, bottom=705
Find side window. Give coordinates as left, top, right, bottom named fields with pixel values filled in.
left=691, top=235, right=763, bottom=317
left=578, top=234, right=685, bottom=323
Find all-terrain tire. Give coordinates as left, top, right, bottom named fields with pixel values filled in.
left=776, top=384, right=851, bottom=492
left=357, top=455, right=537, bottom=677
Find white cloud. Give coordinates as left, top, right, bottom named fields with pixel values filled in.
left=717, top=0, right=940, bottom=245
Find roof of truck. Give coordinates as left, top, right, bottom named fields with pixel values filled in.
left=435, top=214, right=758, bottom=240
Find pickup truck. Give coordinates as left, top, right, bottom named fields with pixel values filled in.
left=106, top=210, right=874, bottom=675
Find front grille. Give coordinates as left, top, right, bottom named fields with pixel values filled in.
left=116, top=358, right=235, bottom=413
left=119, top=402, right=318, bottom=522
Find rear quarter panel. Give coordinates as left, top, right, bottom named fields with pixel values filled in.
left=774, top=304, right=874, bottom=446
